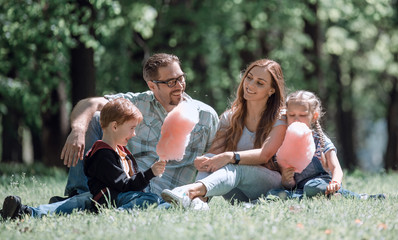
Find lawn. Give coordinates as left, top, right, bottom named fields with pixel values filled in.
left=0, top=163, right=397, bottom=240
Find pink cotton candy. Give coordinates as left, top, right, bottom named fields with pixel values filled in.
left=156, top=101, right=199, bottom=161
left=276, top=122, right=315, bottom=173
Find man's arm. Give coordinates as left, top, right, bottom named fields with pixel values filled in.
left=61, top=97, right=108, bottom=167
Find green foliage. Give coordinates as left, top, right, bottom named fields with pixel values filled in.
left=0, top=0, right=72, bottom=130
left=1, top=0, right=398, bottom=167
left=2, top=0, right=396, bottom=116
left=320, top=0, right=396, bottom=121
left=0, top=164, right=397, bottom=239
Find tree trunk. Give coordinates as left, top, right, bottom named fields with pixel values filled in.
left=40, top=0, right=96, bottom=167
left=41, top=81, right=69, bottom=168
left=1, top=52, right=22, bottom=163
left=384, top=0, right=398, bottom=171
left=70, top=0, right=96, bottom=106
left=332, top=54, right=358, bottom=170
left=303, top=1, right=325, bottom=95
left=385, top=76, right=398, bottom=170
left=70, top=44, right=96, bottom=106
left=1, top=109, right=22, bottom=163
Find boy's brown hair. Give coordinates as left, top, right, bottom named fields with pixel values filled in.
left=100, top=98, right=143, bottom=128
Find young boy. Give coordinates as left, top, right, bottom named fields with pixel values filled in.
left=1, top=98, right=166, bottom=220
left=83, top=98, right=166, bottom=210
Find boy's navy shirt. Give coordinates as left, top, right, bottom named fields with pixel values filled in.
left=83, top=140, right=155, bottom=205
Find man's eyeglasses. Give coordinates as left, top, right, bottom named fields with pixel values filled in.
left=151, top=74, right=186, bottom=88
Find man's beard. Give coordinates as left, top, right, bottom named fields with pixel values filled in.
left=169, top=91, right=183, bottom=105
left=169, top=97, right=181, bottom=105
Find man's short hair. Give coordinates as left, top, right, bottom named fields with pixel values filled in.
left=143, top=53, right=181, bottom=82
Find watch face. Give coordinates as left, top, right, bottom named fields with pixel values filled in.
left=234, top=152, right=240, bottom=164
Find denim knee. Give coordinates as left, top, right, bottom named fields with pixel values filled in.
left=117, top=192, right=161, bottom=210
left=303, top=178, right=328, bottom=197
left=266, top=189, right=289, bottom=200
left=134, top=194, right=161, bottom=207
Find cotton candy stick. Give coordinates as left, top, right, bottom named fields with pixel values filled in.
left=156, top=101, right=199, bottom=162
left=276, top=122, right=315, bottom=173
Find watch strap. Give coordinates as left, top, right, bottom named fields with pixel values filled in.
left=233, top=152, right=240, bottom=164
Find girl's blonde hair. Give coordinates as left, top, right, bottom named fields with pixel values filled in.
left=212, top=59, right=285, bottom=152
left=286, top=90, right=325, bottom=150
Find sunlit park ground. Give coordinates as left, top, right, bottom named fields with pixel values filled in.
left=0, top=163, right=397, bottom=240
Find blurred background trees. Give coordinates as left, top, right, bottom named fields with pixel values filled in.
left=0, top=0, right=397, bottom=171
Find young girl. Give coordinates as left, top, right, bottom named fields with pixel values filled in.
left=267, top=90, right=385, bottom=199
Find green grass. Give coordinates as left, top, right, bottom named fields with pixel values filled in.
left=0, top=163, right=397, bottom=240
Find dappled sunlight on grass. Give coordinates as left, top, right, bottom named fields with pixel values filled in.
left=0, top=163, right=397, bottom=239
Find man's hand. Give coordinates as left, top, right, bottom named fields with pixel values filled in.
left=61, top=129, right=86, bottom=167
left=60, top=97, right=108, bottom=167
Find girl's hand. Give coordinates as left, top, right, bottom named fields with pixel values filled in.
left=281, top=167, right=296, bottom=189
left=195, top=152, right=233, bottom=173
left=325, top=181, right=341, bottom=195
left=151, top=160, right=166, bottom=176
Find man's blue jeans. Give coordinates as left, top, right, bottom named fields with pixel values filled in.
left=65, top=112, right=102, bottom=196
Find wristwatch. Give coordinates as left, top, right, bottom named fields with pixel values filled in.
left=233, top=152, right=240, bottom=164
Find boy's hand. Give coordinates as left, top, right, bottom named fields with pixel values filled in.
left=325, top=181, right=341, bottom=195
left=151, top=160, right=166, bottom=176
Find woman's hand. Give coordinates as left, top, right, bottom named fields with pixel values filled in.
left=194, top=155, right=210, bottom=171
left=194, top=152, right=233, bottom=172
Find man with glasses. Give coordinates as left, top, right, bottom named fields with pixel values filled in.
left=55, top=53, right=219, bottom=204
left=0, top=53, right=218, bottom=219
left=151, top=74, right=186, bottom=88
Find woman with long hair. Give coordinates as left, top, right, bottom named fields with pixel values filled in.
left=162, top=59, right=286, bottom=209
